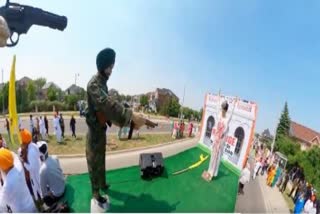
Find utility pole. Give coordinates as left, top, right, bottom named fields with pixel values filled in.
left=180, top=85, right=186, bottom=120
left=75, top=73, right=80, bottom=86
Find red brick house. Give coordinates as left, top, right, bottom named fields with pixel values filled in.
left=289, top=121, right=320, bottom=150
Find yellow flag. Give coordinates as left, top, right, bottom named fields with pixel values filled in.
left=8, top=55, right=20, bottom=145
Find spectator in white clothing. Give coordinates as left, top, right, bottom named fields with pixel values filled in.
left=304, top=195, right=317, bottom=214
left=38, top=141, right=65, bottom=206
left=238, top=163, right=251, bottom=195
left=0, top=148, right=37, bottom=212
left=53, top=113, right=62, bottom=143
left=19, top=129, right=42, bottom=203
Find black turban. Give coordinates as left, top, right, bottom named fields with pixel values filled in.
left=96, top=48, right=116, bottom=72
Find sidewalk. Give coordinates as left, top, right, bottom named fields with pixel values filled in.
left=257, top=174, right=290, bottom=213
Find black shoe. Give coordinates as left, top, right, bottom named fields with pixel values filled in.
left=97, top=195, right=107, bottom=204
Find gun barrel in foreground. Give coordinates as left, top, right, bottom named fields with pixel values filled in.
left=24, top=6, right=67, bottom=31
left=0, top=0, right=68, bottom=47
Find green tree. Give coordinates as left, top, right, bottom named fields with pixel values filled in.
left=17, top=85, right=29, bottom=112
left=27, top=81, right=36, bottom=102
left=276, top=102, right=291, bottom=140
left=159, top=98, right=181, bottom=117
left=34, top=77, right=46, bottom=89
left=65, top=95, right=78, bottom=110
left=169, top=99, right=181, bottom=117
left=140, top=95, right=149, bottom=107
left=78, top=88, right=86, bottom=100
left=47, top=86, right=58, bottom=101
left=275, top=135, right=300, bottom=157
left=290, top=147, right=320, bottom=191
left=34, top=77, right=46, bottom=99
left=0, top=82, right=9, bottom=113
left=182, top=107, right=195, bottom=120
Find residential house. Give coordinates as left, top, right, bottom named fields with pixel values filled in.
left=147, top=88, right=179, bottom=112
left=131, top=94, right=143, bottom=111
left=289, top=121, right=320, bottom=150
left=65, top=84, right=84, bottom=96
left=17, top=76, right=32, bottom=87
left=261, top=129, right=273, bottom=141
left=41, top=82, right=62, bottom=100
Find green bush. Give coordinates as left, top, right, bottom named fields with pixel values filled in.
left=275, top=135, right=300, bottom=157
left=48, top=101, right=67, bottom=112
left=275, top=135, right=320, bottom=192
left=30, top=100, right=49, bottom=112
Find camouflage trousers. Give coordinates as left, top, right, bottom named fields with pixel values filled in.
left=86, top=127, right=107, bottom=196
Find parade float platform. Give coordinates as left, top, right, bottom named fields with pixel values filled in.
left=63, top=146, right=239, bottom=212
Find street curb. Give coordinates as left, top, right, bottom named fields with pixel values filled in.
left=57, top=137, right=200, bottom=159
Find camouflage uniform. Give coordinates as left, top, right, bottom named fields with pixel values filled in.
left=85, top=73, right=132, bottom=197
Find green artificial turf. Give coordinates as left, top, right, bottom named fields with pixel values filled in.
left=63, top=147, right=239, bottom=213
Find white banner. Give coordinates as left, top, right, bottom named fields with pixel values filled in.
left=199, top=93, right=258, bottom=170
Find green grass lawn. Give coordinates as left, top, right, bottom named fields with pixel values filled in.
left=64, top=146, right=239, bottom=213
left=3, top=133, right=190, bottom=155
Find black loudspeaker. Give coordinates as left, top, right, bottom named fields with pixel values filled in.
left=139, top=153, right=164, bottom=178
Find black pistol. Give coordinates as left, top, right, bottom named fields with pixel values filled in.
left=0, top=0, right=68, bottom=47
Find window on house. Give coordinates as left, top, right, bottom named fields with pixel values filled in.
left=205, top=116, right=215, bottom=138
left=234, top=127, right=245, bottom=155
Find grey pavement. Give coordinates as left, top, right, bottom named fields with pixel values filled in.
left=235, top=155, right=267, bottom=213
left=235, top=152, right=290, bottom=214
left=60, top=137, right=198, bottom=175
left=257, top=174, right=290, bottom=213
left=0, top=117, right=173, bottom=136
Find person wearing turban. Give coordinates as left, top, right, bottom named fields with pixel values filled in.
left=19, top=129, right=43, bottom=204
left=85, top=48, right=156, bottom=207
left=38, top=141, right=65, bottom=207
left=0, top=148, right=37, bottom=212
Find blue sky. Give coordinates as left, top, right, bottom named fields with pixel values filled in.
left=1, top=0, right=320, bottom=133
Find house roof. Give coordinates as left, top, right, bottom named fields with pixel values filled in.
left=65, top=84, right=84, bottom=93
left=42, top=82, right=61, bottom=90
left=290, top=121, right=320, bottom=145
left=17, top=76, right=32, bottom=86
left=262, top=129, right=272, bottom=138
left=311, top=136, right=320, bottom=145
left=156, top=88, right=179, bottom=100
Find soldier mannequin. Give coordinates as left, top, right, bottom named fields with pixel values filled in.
left=85, top=48, right=151, bottom=205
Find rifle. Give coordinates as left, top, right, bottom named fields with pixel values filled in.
left=0, top=0, right=67, bottom=47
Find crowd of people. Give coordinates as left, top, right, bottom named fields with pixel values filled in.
left=0, top=129, right=66, bottom=212
left=171, top=120, right=197, bottom=139
left=4, top=112, right=77, bottom=144
left=251, top=143, right=319, bottom=214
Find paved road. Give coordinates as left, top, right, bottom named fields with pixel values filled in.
left=0, top=117, right=173, bottom=136
left=60, top=138, right=198, bottom=175
left=235, top=154, right=266, bottom=213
